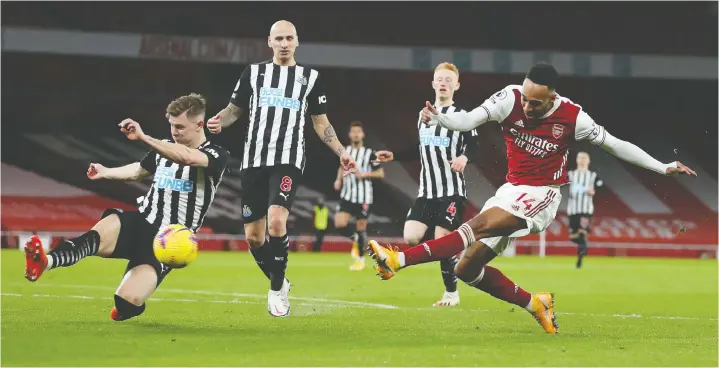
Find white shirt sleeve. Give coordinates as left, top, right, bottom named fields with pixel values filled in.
left=482, top=86, right=516, bottom=123
left=575, top=110, right=676, bottom=175
left=428, top=86, right=516, bottom=131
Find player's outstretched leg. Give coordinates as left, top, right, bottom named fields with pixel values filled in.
left=24, top=230, right=102, bottom=282
left=456, top=240, right=558, bottom=334
left=369, top=207, right=525, bottom=279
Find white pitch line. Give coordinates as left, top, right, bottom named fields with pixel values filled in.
left=7, top=282, right=400, bottom=310
left=1, top=292, right=379, bottom=311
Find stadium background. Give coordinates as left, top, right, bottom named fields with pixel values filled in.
left=2, top=2, right=717, bottom=258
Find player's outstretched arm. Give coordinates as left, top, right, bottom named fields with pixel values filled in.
left=208, top=65, right=252, bottom=134
left=422, top=102, right=492, bottom=131
left=312, top=114, right=357, bottom=173
left=422, top=88, right=514, bottom=131
left=577, top=113, right=697, bottom=177
left=87, top=162, right=150, bottom=181
left=120, top=119, right=224, bottom=169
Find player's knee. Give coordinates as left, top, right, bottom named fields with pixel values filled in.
left=246, top=234, right=265, bottom=249
left=405, top=235, right=423, bottom=246
left=267, top=218, right=287, bottom=237
left=112, top=294, right=146, bottom=321
left=115, top=291, right=144, bottom=306
left=454, top=262, right=475, bottom=282
left=569, top=234, right=581, bottom=245
left=334, top=218, right=347, bottom=228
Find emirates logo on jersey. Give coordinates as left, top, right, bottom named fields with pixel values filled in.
left=552, top=124, right=564, bottom=139
left=509, top=128, right=559, bottom=158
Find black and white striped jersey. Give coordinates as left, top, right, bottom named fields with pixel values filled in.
left=417, top=105, right=478, bottom=199
left=567, top=169, right=603, bottom=215
left=230, top=60, right=327, bottom=172
left=137, top=140, right=229, bottom=232
left=340, top=145, right=380, bottom=204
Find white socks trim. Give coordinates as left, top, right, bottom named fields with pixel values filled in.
left=457, top=224, right=476, bottom=249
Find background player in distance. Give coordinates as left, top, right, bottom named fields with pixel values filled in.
left=206, top=20, right=357, bottom=317
left=374, top=62, right=479, bottom=307
left=368, top=62, right=696, bottom=334
left=567, top=152, right=603, bottom=268
left=24, top=94, right=229, bottom=322
left=333, top=121, right=384, bottom=271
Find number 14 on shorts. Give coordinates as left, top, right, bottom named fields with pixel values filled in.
left=515, top=193, right=536, bottom=212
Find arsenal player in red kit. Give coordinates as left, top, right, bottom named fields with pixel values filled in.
left=368, top=63, right=697, bottom=334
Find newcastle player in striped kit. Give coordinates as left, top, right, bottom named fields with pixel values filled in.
left=375, top=62, right=478, bottom=307
left=567, top=152, right=603, bottom=268
left=207, top=20, right=357, bottom=317
left=24, top=94, right=229, bottom=321
left=333, top=121, right=384, bottom=271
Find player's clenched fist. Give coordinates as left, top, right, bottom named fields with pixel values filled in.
left=207, top=113, right=223, bottom=134
left=340, top=152, right=358, bottom=174
left=449, top=155, right=468, bottom=173
left=87, top=163, right=107, bottom=180
left=373, top=150, right=394, bottom=163
left=118, top=119, right=145, bottom=141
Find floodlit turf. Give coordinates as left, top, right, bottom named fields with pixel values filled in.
left=2, top=249, right=717, bottom=366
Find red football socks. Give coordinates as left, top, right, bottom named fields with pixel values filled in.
left=403, top=227, right=472, bottom=266
left=471, top=266, right=532, bottom=308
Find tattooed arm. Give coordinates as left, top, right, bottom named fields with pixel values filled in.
left=311, top=114, right=345, bottom=157
left=312, top=114, right=357, bottom=173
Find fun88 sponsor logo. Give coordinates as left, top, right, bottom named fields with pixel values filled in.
left=154, top=167, right=193, bottom=192
left=419, top=134, right=451, bottom=147
left=259, top=87, right=301, bottom=110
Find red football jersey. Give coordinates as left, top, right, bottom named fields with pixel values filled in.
left=484, top=85, right=590, bottom=186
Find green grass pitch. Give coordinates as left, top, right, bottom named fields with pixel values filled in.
left=2, top=249, right=717, bottom=366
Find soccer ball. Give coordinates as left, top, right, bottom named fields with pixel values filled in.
left=153, top=224, right=198, bottom=268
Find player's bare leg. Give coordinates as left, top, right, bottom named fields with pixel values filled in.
left=403, top=220, right=428, bottom=247
left=266, top=205, right=292, bottom=317
left=24, top=214, right=120, bottom=282
left=350, top=219, right=369, bottom=271
left=433, top=226, right=460, bottom=307
left=369, top=207, right=525, bottom=278
left=110, top=264, right=158, bottom=321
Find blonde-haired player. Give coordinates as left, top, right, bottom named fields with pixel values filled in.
left=24, top=94, right=230, bottom=321
left=375, top=62, right=479, bottom=307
